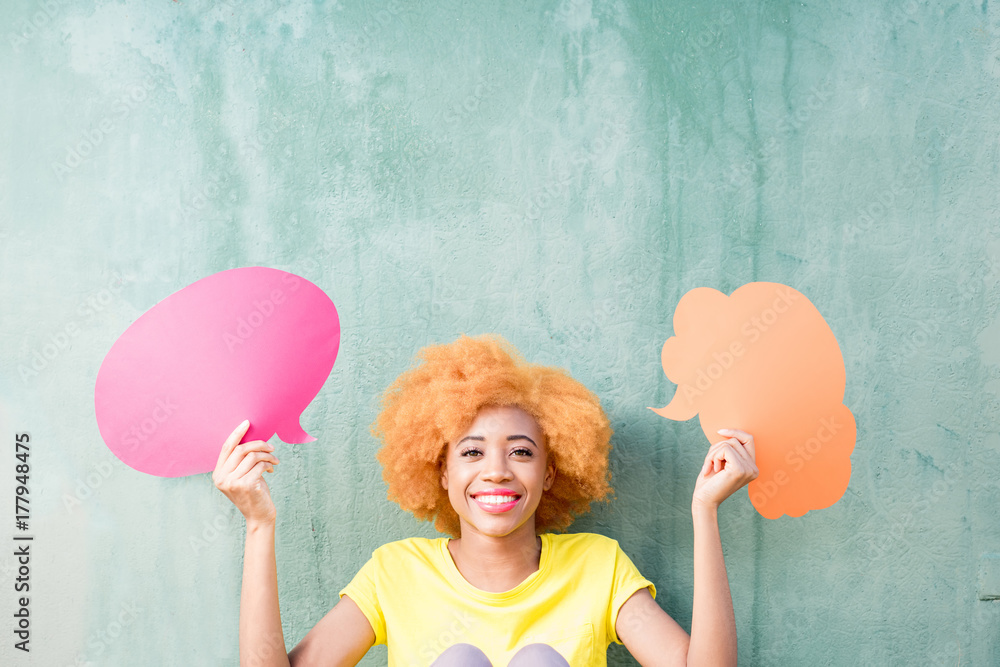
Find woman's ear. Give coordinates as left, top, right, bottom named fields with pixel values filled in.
left=438, top=447, right=449, bottom=490
left=543, top=462, right=556, bottom=491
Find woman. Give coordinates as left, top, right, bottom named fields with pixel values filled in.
left=214, top=335, right=758, bottom=666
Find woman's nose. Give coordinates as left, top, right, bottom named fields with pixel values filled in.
left=480, top=450, right=513, bottom=481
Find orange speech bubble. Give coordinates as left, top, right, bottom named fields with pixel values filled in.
left=650, top=282, right=856, bottom=519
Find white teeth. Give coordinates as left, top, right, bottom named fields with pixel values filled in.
left=475, top=495, right=517, bottom=505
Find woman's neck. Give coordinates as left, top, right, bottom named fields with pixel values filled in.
left=447, top=524, right=543, bottom=593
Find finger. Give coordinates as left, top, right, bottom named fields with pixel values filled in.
left=716, top=447, right=732, bottom=473
left=717, top=443, right=758, bottom=480
left=726, top=438, right=755, bottom=468
left=709, top=442, right=754, bottom=476
left=709, top=444, right=730, bottom=474
left=231, top=450, right=279, bottom=479
left=233, top=460, right=273, bottom=492
left=247, top=459, right=273, bottom=483
left=718, top=429, right=755, bottom=461
left=702, top=439, right=749, bottom=476
left=217, top=420, right=251, bottom=471
left=700, top=443, right=723, bottom=475
left=219, top=439, right=274, bottom=479
left=712, top=436, right=753, bottom=469
left=706, top=440, right=736, bottom=465
left=701, top=443, right=724, bottom=475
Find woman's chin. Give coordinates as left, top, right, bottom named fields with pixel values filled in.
left=459, top=514, right=535, bottom=539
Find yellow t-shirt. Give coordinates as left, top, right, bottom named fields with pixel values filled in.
left=338, top=532, right=656, bottom=667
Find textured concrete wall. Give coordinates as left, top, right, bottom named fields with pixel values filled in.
left=1, top=0, right=999, bottom=665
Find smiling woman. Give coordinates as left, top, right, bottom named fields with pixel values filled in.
left=213, top=334, right=758, bottom=667
left=441, top=405, right=555, bottom=548
left=373, top=334, right=615, bottom=540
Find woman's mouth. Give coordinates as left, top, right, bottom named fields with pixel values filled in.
left=472, top=494, right=521, bottom=513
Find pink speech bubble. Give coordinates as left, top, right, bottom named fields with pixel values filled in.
left=95, top=267, right=340, bottom=477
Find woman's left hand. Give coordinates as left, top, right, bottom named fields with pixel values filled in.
left=691, top=428, right=759, bottom=511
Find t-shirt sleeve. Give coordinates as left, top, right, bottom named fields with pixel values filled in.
left=338, top=555, right=387, bottom=646
left=606, top=541, right=657, bottom=645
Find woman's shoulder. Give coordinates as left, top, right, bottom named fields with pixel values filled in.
left=545, top=531, right=623, bottom=554
left=369, top=535, right=446, bottom=560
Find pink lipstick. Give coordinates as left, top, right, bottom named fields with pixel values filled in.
left=471, top=489, right=521, bottom=513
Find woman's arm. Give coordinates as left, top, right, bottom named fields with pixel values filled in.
left=240, top=518, right=291, bottom=667
left=214, top=421, right=375, bottom=667
left=618, top=428, right=757, bottom=667
left=287, top=595, right=375, bottom=666
left=686, top=502, right=734, bottom=665
left=214, top=420, right=289, bottom=666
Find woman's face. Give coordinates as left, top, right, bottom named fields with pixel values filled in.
left=440, top=405, right=555, bottom=539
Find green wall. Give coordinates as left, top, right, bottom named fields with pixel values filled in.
left=2, top=0, right=999, bottom=664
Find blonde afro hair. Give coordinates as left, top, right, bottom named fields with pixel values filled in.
left=373, top=334, right=614, bottom=537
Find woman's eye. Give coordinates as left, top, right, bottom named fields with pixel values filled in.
left=460, top=448, right=482, bottom=457
left=512, top=448, right=533, bottom=457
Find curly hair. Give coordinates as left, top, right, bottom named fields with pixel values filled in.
left=372, top=334, right=614, bottom=537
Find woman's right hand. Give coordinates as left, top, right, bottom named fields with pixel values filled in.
left=213, top=420, right=280, bottom=526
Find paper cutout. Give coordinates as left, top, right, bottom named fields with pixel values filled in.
left=95, top=267, right=340, bottom=477
left=650, top=282, right=855, bottom=519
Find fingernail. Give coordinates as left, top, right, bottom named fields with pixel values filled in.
left=241, top=419, right=250, bottom=427
left=717, top=429, right=732, bottom=434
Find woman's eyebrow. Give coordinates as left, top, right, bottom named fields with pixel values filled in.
left=507, top=435, right=537, bottom=447
left=454, top=434, right=538, bottom=448
left=455, top=435, right=485, bottom=448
